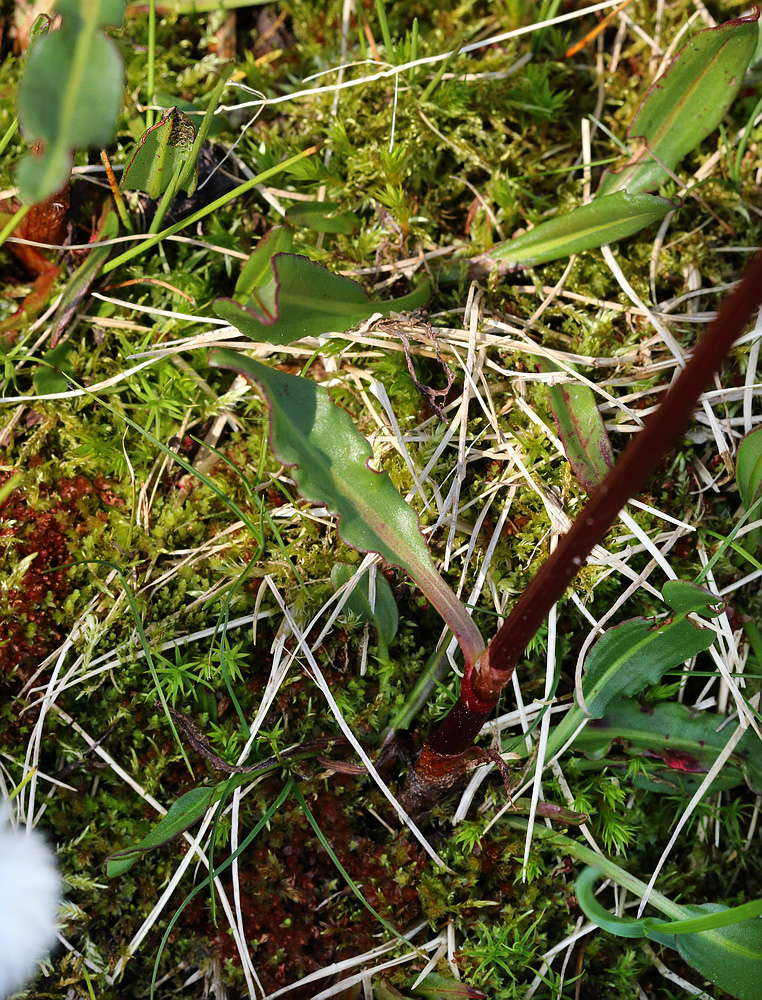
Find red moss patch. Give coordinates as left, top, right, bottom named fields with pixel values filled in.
left=181, top=783, right=424, bottom=998
left=0, top=471, right=122, bottom=674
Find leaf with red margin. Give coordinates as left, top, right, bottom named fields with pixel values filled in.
left=599, top=8, right=760, bottom=195
left=208, top=349, right=485, bottom=672
left=213, top=251, right=431, bottom=344
left=537, top=356, right=613, bottom=493
left=573, top=697, right=762, bottom=794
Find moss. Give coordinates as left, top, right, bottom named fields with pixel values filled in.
left=1, top=1, right=761, bottom=996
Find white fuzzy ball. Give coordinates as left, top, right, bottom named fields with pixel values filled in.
left=0, top=808, right=60, bottom=999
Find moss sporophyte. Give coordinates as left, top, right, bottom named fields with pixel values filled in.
left=4, top=2, right=762, bottom=999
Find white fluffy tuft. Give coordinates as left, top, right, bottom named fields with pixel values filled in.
left=0, top=806, right=60, bottom=999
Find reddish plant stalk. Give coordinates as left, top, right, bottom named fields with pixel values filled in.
left=412, top=250, right=762, bottom=787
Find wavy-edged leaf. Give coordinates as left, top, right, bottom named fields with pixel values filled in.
left=213, top=252, right=431, bottom=344
left=485, top=192, right=672, bottom=269
left=16, top=0, right=125, bottom=203
left=121, top=106, right=198, bottom=198
left=737, top=425, right=762, bottom=510
left=285, top=200, right=361, bottom=234
left=331, top=562, right=398, bottom=652
left=599, top=10, right=760, bottom=196
left=577, top=867, right=762, bottom=1000
left=574, top=697, right=762, bottom=794
left=538, top=357, right=613, bottom=492
left=209, top=349, right=485, bottom=670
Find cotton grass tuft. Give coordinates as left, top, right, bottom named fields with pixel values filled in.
left=0, top=803, right=60, bottom=999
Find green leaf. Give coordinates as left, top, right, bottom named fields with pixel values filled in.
left=32, top=342, right=74, bottom=395
left=410, top=972, right=487, bottom=999
left=581, top=586, right=723, bottom=719
left=16, top=0, right=124, bottom=204
left=643, top=899, right=762, bottom=936
left=213, top=252, right=431, bottom=344
left=104, top=785, right=216, bottom=877
left=599, top=10, right=760, bottom=196
left=661, top=579, right=726, bottom=616
left=573, top=697, right=762, bottom=794
left=285, top=200, right=361, bottom=234
left=539, top=582, right=723, bottom=766
left=121, top=106, right=198, bottom=199
left=537, top=357, right=613, bottom=492
left=209, top=350, right=485, bottom=671
left=576, top=867, right=762, bottom=1000
left=485, top=191, right=672, bottom=269
left=234, top=225, right=292, bottom=298
left=737, top=426, right=762, bottom=510
left=331, top=563, right=399, bottom=650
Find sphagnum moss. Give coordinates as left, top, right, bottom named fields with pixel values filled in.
left=1, top=1, right=762, bottom=997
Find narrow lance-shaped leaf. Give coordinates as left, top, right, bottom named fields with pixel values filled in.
left=104, top=785, right=217, bottom=877
left=599, top=10, right=760, bottom=196
left=16, top=0, right=125, bottom=203
left=479, top=11, right=757, bottom=272
left=576, top=866, right=762, bottom=1000
left=539, top=581, right=725, bottom=765
left=537, top=357, right=613, bottom=492
left=214, top=250, right=431, bottom=344
left=104, top=732, right=345, bottom=877
left=209, top=350, right=485, bottom=671
left=484, top=191, right=672, bottom=270
left=572, top=697, right=762, bottom=795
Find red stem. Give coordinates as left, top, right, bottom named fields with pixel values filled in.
left=424, top=250, right=762, bottom=760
